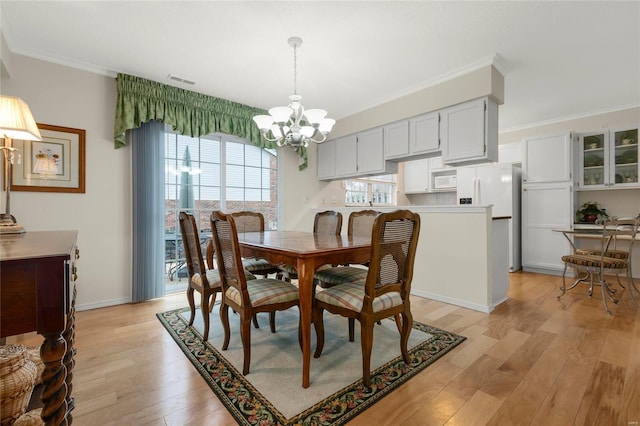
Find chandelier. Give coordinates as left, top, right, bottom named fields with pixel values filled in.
left=253, top=37, right=335, bottom=149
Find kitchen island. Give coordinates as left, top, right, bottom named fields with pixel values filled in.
left=295, top=205, right=509, bottom=313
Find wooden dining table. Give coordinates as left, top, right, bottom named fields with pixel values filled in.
left=236, top=230, right=371, bottom=388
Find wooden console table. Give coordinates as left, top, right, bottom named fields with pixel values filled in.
left=1, top=231, right=78, bottom=425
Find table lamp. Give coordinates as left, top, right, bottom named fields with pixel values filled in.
left=0, top=96, right=42, bottom=234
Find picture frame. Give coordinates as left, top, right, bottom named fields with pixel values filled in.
left=11, top=123, right=86, bottom=193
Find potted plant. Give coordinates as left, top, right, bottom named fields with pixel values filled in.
left=575, top=201, right=609, bottom=223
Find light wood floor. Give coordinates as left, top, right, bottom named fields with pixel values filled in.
left=7, top=271, right=640, bottom=425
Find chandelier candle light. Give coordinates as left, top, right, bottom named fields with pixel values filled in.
left=0, top=96, right=42, bottom=234
left=253, top=37, right=335, bottom=149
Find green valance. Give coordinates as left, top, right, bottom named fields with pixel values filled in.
left=113, top=73, right=308, bottom=170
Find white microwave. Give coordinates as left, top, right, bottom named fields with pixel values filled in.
left=433, top=175, right=457, bottom=189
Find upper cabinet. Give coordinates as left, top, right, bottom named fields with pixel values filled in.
left=384, top=120, right=410, bottom=159
left=384, top=111, right=440, bottom=160
left=317, top=137, right=337, bottom=180
left=577, top=127, right=638, bottom=190
left=441, top=97, right=498, bottom=166
left=319, top=96, right=500, bottom=181
left=409, top=111, right=440, bottom=156
left=318, top=129, right=397, bottom=181
left=522, top=132, right=572, bottom=183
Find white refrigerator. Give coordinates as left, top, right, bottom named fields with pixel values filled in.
left=457, top=163, right=522, bottom=272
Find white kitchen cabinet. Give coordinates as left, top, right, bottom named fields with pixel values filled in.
left=522, top=132, right=572, bottom=183
left=335, top=134, right=358, bottom=177
left=441, top=97, right=498, bottom=166
left=385, top=112, right=440, bottom=161
left=409, top=111, right=440, bottom=156
left=578, top=127, right=639, bottom=190
left=318, top=128, right=397, bottom=181
left=317, top=139, right=336, bottom=180
left=403, top=158, right=429, bottom=193
left=499, top=141, right=523, bottom=164
left=384, top=120, right=410, bottom=160
left=358, top=127, right=392, bottom=175
left=521, top=183, right=574, bottom=274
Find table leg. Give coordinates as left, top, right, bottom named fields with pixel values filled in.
left=40, top=333, right=68, bottom=425
left=297, top=258, right=315, bottom=388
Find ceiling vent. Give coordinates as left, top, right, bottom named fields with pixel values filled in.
left=167, top=74, right=196, bottom=85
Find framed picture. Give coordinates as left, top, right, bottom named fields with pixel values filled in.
left=11, top=123, right=86, bottom=193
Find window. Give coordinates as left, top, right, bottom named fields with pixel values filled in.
left=344, top=174, right=397, bottom=206
left=164, top=131, right=278, bottom=290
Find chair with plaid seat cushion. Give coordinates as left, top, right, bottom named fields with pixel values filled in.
left=559, top=216, right=640, bottom=313
left=314, top=210, right=379, bottom=288
left=179, top=212, right=256, bottom=341
left=228, top=211, right=283, bottom=329
left=278, top=210, right=343, bottom=282
left=313, top=210, right=379, bottom=340
left=313, top=210, right=421, bottom=389
left=210, top=211, right=300, bottom=375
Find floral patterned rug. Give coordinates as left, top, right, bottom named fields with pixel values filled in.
left=157, top=307, right=465, bottom=425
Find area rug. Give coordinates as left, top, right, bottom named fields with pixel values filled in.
left=157, top=305, right=465, bottom=425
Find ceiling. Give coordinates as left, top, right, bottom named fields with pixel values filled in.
left=1, top=1, right=639, bottom=132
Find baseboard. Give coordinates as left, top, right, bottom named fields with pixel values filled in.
left=411, top=289, right=493, bottom=313
left=522, top=266, right=567, bottom=277
left=76, top=297, right=131, bottom=312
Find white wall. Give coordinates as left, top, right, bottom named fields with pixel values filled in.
left=1, top=52, right=131, bottom=309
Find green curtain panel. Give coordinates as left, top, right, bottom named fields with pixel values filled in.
left=113, top=73, right=308, bottom=170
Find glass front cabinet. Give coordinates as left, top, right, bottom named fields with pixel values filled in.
left=578, top=127, right=639, bottom=190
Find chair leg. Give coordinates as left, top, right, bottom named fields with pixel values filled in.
left=220, top=303, right=231, bottom=350
left=400, top=311, right=413, bottom=365
left=209, top=292, right=217, bottom=313
left=253, top=314, right=260, bottom=329
left=394, top=314, right=402, bottom=335
left=360, top=320, right=374, bottom=389
left=600, top=276, right=612, bottom=315
left=240, top=314, right=252, bottom=375
left=348, top=318, right=355, bottom=342
left=187, top=287, right=196, bottom=326
left=313, top=308, right=325, bottom=358
left=201, top=291, right=210, bottom=341
left=558, top=265, right=569, bottom=298
left=269, top=312, right=276, bottom=333
left=615, top=273, right=626, bottom=289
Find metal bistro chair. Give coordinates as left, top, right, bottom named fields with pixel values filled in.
left=559, top=216, right=640, bottom=314
left=210, top=211, right=300, bottom=375
left=277, top=210, right=343, bottom=282
left=178, top=212, right=256, bottom=340
left=312, top=210, right=421, bottom=388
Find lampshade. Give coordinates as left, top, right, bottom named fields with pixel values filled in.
left=303, top=109, right=327, bottom=125
left=0, top=96, right=42, bottom=142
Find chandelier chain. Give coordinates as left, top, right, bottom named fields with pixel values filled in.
left=293, top=42, right=298, bottom=95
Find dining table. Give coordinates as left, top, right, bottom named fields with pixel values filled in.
left=236, top=230, right=371, bottom=388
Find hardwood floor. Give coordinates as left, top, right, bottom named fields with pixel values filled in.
left=7, top=271, right=639, bottom=425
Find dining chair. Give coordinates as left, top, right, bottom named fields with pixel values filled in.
left=312, top=209, right=421, bottom=388
left=313, top=210, right=379, bottom=340
left=230, top=211, right=281, bottom=278
left=559, top=216, right=640, bottom=313
left=277, top=210, right=343, bottom=282
left=210, top=211, right=300, bottom=375
left=179, top=212, right=256, bottom=341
